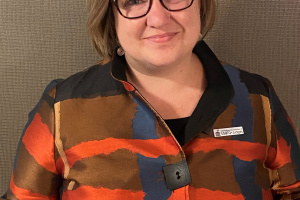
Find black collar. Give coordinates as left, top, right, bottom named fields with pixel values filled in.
left=111, top=40, right=234, bottom=142
left=184, top=41, right=234, bottom=143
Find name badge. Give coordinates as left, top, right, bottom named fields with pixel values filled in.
left=213, top=126, right=244, bottom=137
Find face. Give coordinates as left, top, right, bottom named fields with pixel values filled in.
left=113, top=0, right=201, bottom=72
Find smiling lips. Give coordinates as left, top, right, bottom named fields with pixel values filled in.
left=144, top=32, right=177, bottom=43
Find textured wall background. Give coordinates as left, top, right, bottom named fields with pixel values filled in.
left=0, top=0, right=299, bottom=194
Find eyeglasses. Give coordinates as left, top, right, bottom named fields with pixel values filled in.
left=112, top=0, right=194, bottom=19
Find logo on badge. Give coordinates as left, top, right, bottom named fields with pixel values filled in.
left=213, top=126, right=244, bottom=137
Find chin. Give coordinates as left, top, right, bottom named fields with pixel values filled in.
left=144, top=56, right=177, bottom=67
left=145, top=49, right=180, bottom=63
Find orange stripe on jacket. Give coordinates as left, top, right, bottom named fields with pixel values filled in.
left=276, top=180, right=300, bottom=191
left=121, top=81, right=135, bottom=92
left=22, top=113, right=58, bottom=174
left=10, top=174, right=56, bottom=200
left=56, top=136, right=180, bottom=170
left=184, top=138, right=272, bottom=162
left=268, top=137, right=292, bottom=169
left=62, top=186, right=145, bottom=200
left=188, top=187, right=244, bottom=200
left=168, top=186, right=189, bottom=200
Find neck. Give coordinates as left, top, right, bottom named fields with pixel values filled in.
left=125, top=53, right=207, bottom=119
left=126, top=53, right=204, bottom=91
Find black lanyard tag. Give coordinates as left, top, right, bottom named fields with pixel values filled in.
left=162, top=159, right=192, bottom=191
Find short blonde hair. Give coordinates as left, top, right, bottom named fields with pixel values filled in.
left=87, top=0, right=216, bottom=60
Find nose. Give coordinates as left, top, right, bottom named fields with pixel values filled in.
left=146, top=0, right=171, bottom=27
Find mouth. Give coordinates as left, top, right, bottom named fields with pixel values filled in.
left=144, top=32, right=178, bottom=43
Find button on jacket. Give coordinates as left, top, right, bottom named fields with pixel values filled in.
left=2, top=41, right=300, bottom=200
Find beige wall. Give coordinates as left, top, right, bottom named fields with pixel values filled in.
left=0, top=0, right=299, bottom=194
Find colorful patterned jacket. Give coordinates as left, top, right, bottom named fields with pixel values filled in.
left=2, top=41, right=300, bottom=200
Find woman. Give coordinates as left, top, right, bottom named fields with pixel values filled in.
left=2, top=0, right=300, bottom=199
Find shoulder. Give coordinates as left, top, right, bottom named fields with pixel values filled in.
left=45, top=62, right=125, bottom=103
left=222, top=63, right=272, bottom=97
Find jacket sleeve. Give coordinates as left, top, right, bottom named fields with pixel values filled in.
left=264, top=78, right=300, bottom=200
left=1, top=80, right=62, bottom=200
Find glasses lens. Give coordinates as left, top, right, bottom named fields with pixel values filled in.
left=117, top=0, right=150, bottom=18
left=162, top=0, right=193, bottom=11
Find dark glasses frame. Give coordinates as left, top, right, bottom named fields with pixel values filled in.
left=112, top=0, right=194, bottom=19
